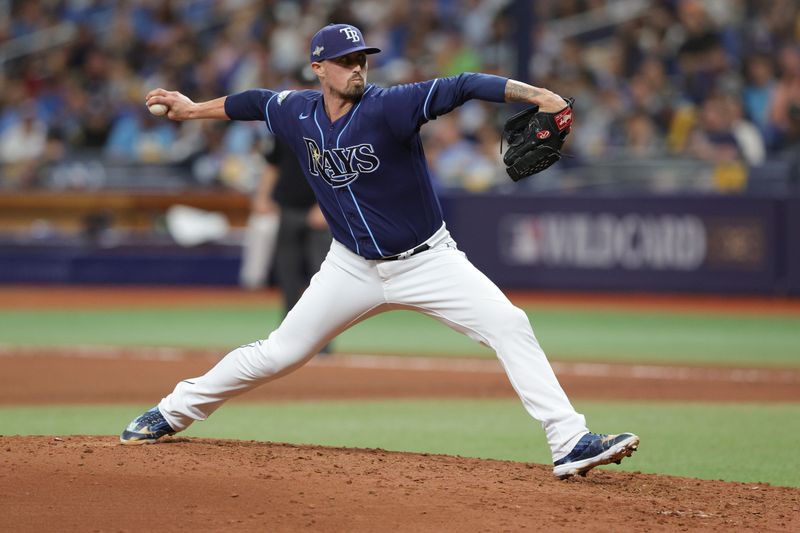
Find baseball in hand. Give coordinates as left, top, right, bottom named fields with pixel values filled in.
left=148, top=103, right=169, bottom=116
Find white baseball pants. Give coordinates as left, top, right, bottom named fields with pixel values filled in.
left=159, top=224, right=588, bottom=460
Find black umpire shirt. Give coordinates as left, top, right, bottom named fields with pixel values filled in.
left=266, top=138, right=317, bottom=209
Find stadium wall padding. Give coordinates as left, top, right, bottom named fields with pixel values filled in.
left=2, top=194, right=799, bottom=294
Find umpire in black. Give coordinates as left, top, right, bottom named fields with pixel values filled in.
left=266, top=137, right=332, bottom=311
left=258, top=67, right=333, bottom=324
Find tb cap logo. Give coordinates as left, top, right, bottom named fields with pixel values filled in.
left=339, top=26, right=361, bottom=43
left=309, top=24, right=381, bottom=62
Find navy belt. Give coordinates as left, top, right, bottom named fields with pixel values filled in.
left=382, top=243, right=431, bottom=261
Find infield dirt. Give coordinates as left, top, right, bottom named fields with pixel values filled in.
left=2, top=435, right=798, bottom=532
left=2, top=350, right=799, bottom=404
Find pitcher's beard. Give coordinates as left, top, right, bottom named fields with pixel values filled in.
left=334, top=79, right=366, bottom=102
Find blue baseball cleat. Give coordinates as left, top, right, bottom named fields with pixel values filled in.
left=553, top=432, right=639, bottom=479
left=120, top=406, right=176, bottom=445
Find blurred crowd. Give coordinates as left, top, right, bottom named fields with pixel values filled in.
left=0, top=0, right=799, bottom=192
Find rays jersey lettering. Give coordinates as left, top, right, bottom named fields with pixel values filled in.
left=302, top=137, right=380, bottom=187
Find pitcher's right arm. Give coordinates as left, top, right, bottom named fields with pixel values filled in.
left=145, top=88, right=230, bottom=121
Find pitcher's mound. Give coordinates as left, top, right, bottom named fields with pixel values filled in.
left=1, top=436, right=796, bottom=532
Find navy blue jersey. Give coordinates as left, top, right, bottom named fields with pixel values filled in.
left=226, top=73, right=507, bottom=259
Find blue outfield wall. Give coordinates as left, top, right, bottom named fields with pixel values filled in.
left=1, top=194, right=799, bottom=294
left=442, top=193, right=796, bottom=294
left=786, top=198, right=800, bottom=294
left=0, top=245, right=242, bottom=285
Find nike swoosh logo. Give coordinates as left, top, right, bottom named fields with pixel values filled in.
left=299, top=112, right=310, bottom=120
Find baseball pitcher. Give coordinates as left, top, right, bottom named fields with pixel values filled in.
left=122, top=24, right=639, bottom=479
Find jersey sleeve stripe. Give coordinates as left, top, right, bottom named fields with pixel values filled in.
left=422, top=78, right=439, bottom=121
left=264, top=93, right=278, bottom=134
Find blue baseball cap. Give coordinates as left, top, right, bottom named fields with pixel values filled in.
left=309, top=24, right=381, bottom=62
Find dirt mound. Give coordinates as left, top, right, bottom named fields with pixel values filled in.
left=2, top=436, right=797, bottom=532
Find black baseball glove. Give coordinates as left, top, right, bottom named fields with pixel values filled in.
left=501, top=98, right=574, bottom=181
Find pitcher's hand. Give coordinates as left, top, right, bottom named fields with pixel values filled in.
left=145, top=89, right=197, bottom=121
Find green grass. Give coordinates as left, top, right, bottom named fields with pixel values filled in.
left=0, top=308, right=283, bottom=349
left=2, top=400, right=798, bottom=487
left=1, top=305, right=798, bottom=366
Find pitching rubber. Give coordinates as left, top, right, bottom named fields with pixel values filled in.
left=553, top=434, right=640, bottom=480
